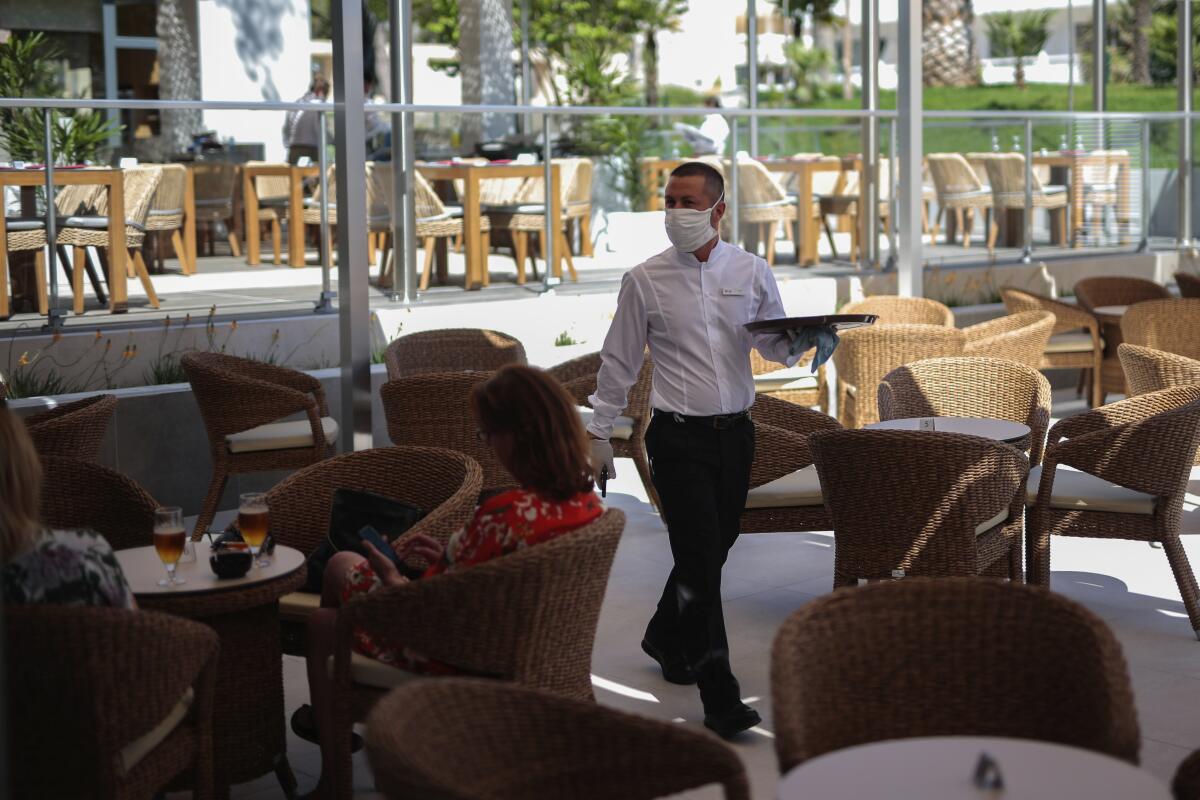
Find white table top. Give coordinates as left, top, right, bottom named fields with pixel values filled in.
left=1093, top=304, right=1129, bottom=316
left=866, top=416, right=1031, bottom=444
left=116, top=544, right=305, bottom=596
left=777, top=736, right=1170, bottom=800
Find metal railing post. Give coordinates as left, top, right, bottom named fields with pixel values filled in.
left=1178, top=0, right=1194, bottom=251
left=42, top=109, right=61, bottom=330
left=747, top=0, right=759, bottom=156
left=1139, top=118, right=1151, bottom=251
left=314, top=112, right=334, bottom=313
left=729, top=116, right=740, bottom=246
left=896, top=0, right=923, bottom=297
left=887, top=117, right=899, bottom=269
left=860, top=0, right=879, bottom=270
left=542, top=114, right=556, bottom=292
left=1022, top=117, right=1034, bottom=263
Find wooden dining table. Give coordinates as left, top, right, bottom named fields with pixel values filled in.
left=417, top=161, right=561, bottom=290
left=0, top=166, right=127, bottom=317
left=762, top=156, right=855, bottom=266
left=241, top=162, right=320, bottom=267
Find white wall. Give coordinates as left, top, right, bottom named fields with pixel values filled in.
left=196, top=0, right=315, bottom=161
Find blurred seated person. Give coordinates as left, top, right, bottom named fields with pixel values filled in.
left=300, top=364, right=603, bottom=798
left=0, top=403, right=135, bottom=608
left=674, top=96, right=730, bottom=156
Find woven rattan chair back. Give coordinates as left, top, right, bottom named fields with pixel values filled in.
left=54, top=181, right=104, bottom=216
left=6, top=605, right=219, bottom=799
left=770, top=578, right=1140, bottom=772
left=91, top=165, right=163, bottom=231
left=983, top=153, right=1048, bottom=208
left=263, top=446, right=482, bottom=557
left=381, top=372, right=517, bottom=493
left=1072, top=275, right=1170, bottom=314
left=412, top=169, right=448, bottom=219
left=510, top=158, right=585, bottom=207
left=1119, top=343, right=1200, bottom=397
left=1178, top=271, right=1200, bottom=299
left=383, top=328, right=527, bottom=380
left=963, top=310, right=1056, bottom=368
left=809, top=429, right=1027, bottom=584
left=193, top=162, right=239, bottom=219
left=246, top=161, right=290, bottom=203
left=1001, top=287, right=1078, bottom=333
left=841, top=295, right=955, bottom=326
left=144, top=163, right=188, bottom=231
left=22, top=393, right=117, bottom=461
left=365, top=678, right=751, bottom=800
left=1121, top=298, right=1200, bottom=360
left=38, top=456, right=158, bottom=551
left=879, top=356, right=1052, bottom=464
left=735, top=157, right=788, bottom=204
left=927, top=153, right=986, bottom=197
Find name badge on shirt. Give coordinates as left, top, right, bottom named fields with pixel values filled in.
left=721, top=287, right=746, bottom=296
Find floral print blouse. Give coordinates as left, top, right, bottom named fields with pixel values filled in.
left=2, top=529, right=135, bottom=609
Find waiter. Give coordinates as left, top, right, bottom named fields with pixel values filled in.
left=587, top=161, right=805, bottom=738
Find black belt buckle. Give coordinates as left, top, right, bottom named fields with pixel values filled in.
left=713, top=414, right=736, bottom=430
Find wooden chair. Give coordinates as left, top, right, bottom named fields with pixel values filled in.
left=926, top=153, right=997, bottom=250
left=841, top=295, right=955, bottom=326
left=6, top=605, right=219, bottom=799
left=1119, top=343, right=1200, bottom=397
left=484, top=158, right=584, bottom=283
left=961, top=309, right=1057, bottom=369
left=1076, top=150, right=1130, bottom=246
left=1026, top=386, right=1200, bottom=636
left=383, top=327, right=527, bottom=380
left=38, top=456, right=157, bottom=551
left=143, top=163, right=193, bottom=274
left=770, top=578, right=1140, bottom=771
left=749, top=349, right=828, bottom=414
left=731, top=157, right=799, bottom=266
left=983, top=153, right=1070, bottom=245
left=1121, top=298, right=1200, bottom=360
left=192, top=161, right=241, bottom=257
left=3, top=219, right=49, bottom=315
left=243, top=161, right=288, bottom=265
left=22, top=393, right=116, bottom=461
left=56, top=165, right=163, bottom=312
left=1001, top=287, right=1104, bottom=408
left=810, top=429, right=1028, bottom=585
left=330, top=509, right=625, bottom=800
left=265, top=446, right=482, bottom=650
left=1177, top=270, right=1200, bottom=299
left=879, top=356, right=1052, bottom=464
left=1073, top=276, right=1172, bottom=402
left=365, top=678, right=751, bottom=800
left=565, top=158, right=595, bottom=257
left=181, top=351, right=337, bottom=538
left=832, top=324, right=967, bottom=428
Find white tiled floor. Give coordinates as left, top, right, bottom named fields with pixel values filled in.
left=220, top=389, right=1200, bottom=799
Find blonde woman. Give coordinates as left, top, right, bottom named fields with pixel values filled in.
left=0, top=402, right=134, bottom=608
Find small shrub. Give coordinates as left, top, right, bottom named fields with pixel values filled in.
left=554, top=331, right=579, bottom=347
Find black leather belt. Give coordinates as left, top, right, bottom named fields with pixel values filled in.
left=654, top=408, right=751, bottom=430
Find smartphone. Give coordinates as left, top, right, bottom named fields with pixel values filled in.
left=357, top=525, right=400, bottom=565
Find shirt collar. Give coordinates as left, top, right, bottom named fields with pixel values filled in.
left=677, top=238, right=725, bottom=268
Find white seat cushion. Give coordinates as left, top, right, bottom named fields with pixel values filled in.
left=226, top=417, right=339, bottom=454
left=754, top=366, right=820, bottom=394
left=577, top=408, right=635, bottom=440
left=1025, top=465, right=1157, bottom=514
left=117, top=687, right=194, bottom=775
left=745, top=465, right=823, bottom=509
left=975, top=507, right=1009, bottom=535
left=1046, top=332, right=1100, bottom=354
left=279, top=590, right=321, bottom=621
left=327, top=652, right=420, bottom=690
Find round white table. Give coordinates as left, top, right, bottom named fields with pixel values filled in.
left=1093, top=304, right=1129, bottom=318
left=116, top=542, right=305, bottom=595
left=866, top=416, right=1031, bottom=445
left=777, top=736, right=1171, bottom=799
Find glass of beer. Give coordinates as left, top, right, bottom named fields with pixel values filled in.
left=238, top=492, right=270, bottom=566
left=154, top=506, right=187, bottom=587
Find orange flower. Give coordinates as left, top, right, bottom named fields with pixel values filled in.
left=17, top=352, right=29, bottom=367
left=51, top=332, right=62, bottom=343
left=94, top=330, right=102, bottom=341
left=230, top=320, right=238, bottom=331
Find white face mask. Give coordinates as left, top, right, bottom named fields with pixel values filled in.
left=664, top=193, right=723, bottom=254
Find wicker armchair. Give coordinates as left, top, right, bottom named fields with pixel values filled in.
left=1026, top=386, right=1200, bottom=636
left=732, top=157, right=799, bottom=266
left=383, top=327, right=527, bottom=380
left=3, top=219, right=49, bottom=315
left=144, top=163, right=192, bottom=274
left=330, top=508, right=625, bottom=799
left=1120, top=343, right=1200, bottom=397
left=6, top=605, right=219, bottom=799
left=983, top=153, right=1070, bottom=244
left=365, top=678, right=751, bottom=800
left=22, top=392, right=117, bottom=460
left=1175, top=751, right=1200, bottom=800
left=1074, top=276, right=1172, bottom=399
left=181, top=352, right=337, bottom=538
left=926, top=153, right=997, bottom=250
left=1001, top=287, right=1104, bottom=408
left=961, top=310, right=1056, bottom=369
left=879, top=356, right=1052, bottom=464
left=749, top=349, right=828, bottom=413
left=483, top=158, right=585, bottom=284
left=841, top=295, right=955, bottom=326
left=192, top=162, right=241, bottom=257
left=301, top=163, right=395, bottom=269
left=831, top=324, right=967, bottom=428
left=1177, top=270, right=1200, bottom=299
left=809, top=429, right=1028, bottom=585
left=770, top=577, right=1140, bottom=772
left=57, top=165, right=163, bottom=312
left=39, top=456, right=157, bottom=551
left=1122, top=298, right=1200, bottom=360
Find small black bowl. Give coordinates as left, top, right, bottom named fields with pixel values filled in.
left=210, top=549, right=253, bottom=579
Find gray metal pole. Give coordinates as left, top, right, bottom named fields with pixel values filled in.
left=1067, top=0, right=1075, bottom=112
left=332, top=0, right=372, bottom=452
left=887, top=117, right=898, bottom=269
left=389, top=0, right=418, bottom=304
left=729, top=118, right=740, bottom=245
left=542, top=114, right=556, bottom=291
left=747, top=0, right=759, bottom=156
left=860, top=0, right=879, bottom=269
left=1139, top=118, right=1151, bottom=251
left=42, top=110, right=61, bottom=329
left=1022, top=117, right=1034, bottom=262
left=1179, top=0, right=1194, bottom=249
left=1093, top=0, right=1106, bottom=112
left=102, top=1, right=120, bottom=148
left=315, top=113, right=335, bottom=313
left=896, top=0, right=923, bottom=296
left=521, top=0, right=532, bottom=136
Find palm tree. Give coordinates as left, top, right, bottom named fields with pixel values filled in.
left=923, top=0, right=980, bottom=87
left=155, top=0, right=202, bottom=159
left=985, top=10, right=1052, bottom=89
left=638, top=0, right=687, bottom=108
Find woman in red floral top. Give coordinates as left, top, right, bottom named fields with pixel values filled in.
left=301, top=364, right=602, bottom=798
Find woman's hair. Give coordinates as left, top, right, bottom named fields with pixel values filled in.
left=471, top=365, right=594, bottom=501
left=0, top=403, right=43, bottom=562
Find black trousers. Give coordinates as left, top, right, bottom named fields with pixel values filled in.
left=643, top=410, right=754, bottom=711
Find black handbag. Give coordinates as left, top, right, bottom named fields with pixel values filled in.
left=303, top=488, right=426, bottom=592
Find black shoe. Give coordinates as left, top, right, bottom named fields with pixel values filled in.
left=640, top=637, right=698, bottom=685
left=290, top=704, right=363, bottom=753
left=703, top=702, right=761, bottom=740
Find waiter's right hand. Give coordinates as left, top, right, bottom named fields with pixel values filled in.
left=589, top=437, right=617, bottom=481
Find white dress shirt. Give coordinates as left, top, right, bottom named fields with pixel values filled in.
left=587, top=239, right=797, bottom=440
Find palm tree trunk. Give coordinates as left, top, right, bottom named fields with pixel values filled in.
left=155, top=0, right=202, bottom=160
left=643, top=30, right=660, bottom=108
left=1131, top=0, right=1152, bottom=85
left=1016, top=58, right=1026, bottom=89
left=922, top=0, right=979, bottom=87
